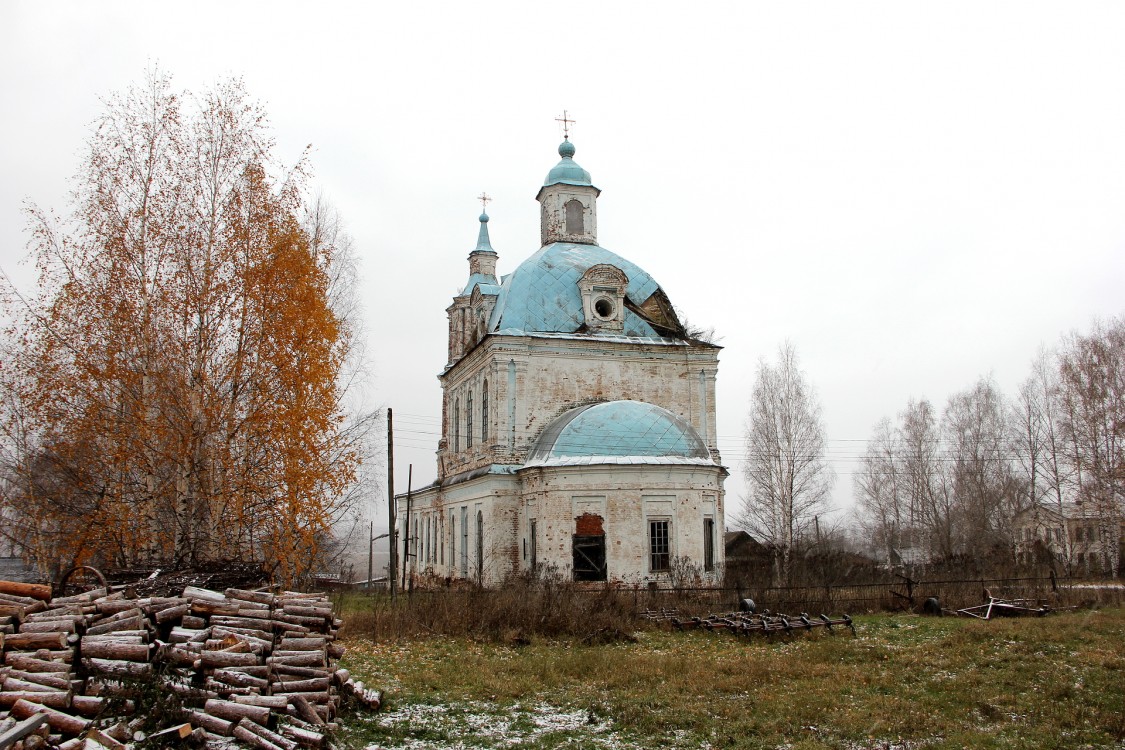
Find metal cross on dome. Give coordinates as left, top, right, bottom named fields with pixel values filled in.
left=555, top=110, right=576, bottom=139
left=478, top=192, right=491, bottom=211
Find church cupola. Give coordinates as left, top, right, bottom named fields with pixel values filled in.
left=467, top=209, right=498, bottom=280
left=536, top=138, right=600, bottom=247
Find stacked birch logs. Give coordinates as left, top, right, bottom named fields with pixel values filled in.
left=0, top=579, right=378, bottom=749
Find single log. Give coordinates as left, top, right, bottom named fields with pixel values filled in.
left=190, top=599, right=242, bottom=617
left=182, top=709, right=233, bottom=737
left=85, top=616, right=144, bottom=636
left=2, top=676, right=67, bottom=693
left=280, top=605, right=331, bottom=619
left=3, top=655, right=69, bottom=673
left=284, top=702, right=329, bottom=723
left=160, top=645, right=202, bottom=668
left=212, top=625, right=273, bottom=642
left=232, top=695, right=287, bottom=709
left=70, top=695, right=105, bottom=717
left=81, top=658, right=152, bottom=678
left=326, top=642, right=345, bottom=660
left=0, top=603, right=26, bottom=621
left=277, top=637, right=326, bottom=651
left=212, top=669, right=269, bottom=690
left=277, top=624, right=311, bottom=636
left=203, top=699, right=270, bottom=726
left=200, top=650, right=261, bottom=669
left=270, top=677, right=329, bottom=694
left=0, top=592, right=39, bottom=605
left=79, top=639, right=150, bottom=662
left=272, top=665, right=330, bottom=680
left=181, top=615, right=206, bottom=629
left=169, top=626, right=211, bottom=644
left=271, top=691, right=330, bottom=705
left=356, top=688, right=382, bottom=710
left=280, top=723, right=326, bottom=749
left=6, top=669, right=72, bottom=690
left=27, top=648, right=74, bottom=663
left=222, top=664, right=271, bottom=678
left=95, top=599, right=150, bottom=616
left=225, top=589, right=275, bottom=606
left=22, top=608, right=82, bottom=622
left=50, top=589, right=106, bottom=606
left=236, top=718, right=298, bottom=750
left=211, top=616, right=273, bottom=632
left=182, top=586, right=226, bottom=601
left=7, top=700, right=79, bottom=730
left=3, top=632, right=67, bottom=650
left=17, top=619, right=77, bottom=634
left=0, top=581, right=52, bottom=601
left=270, top=613, right=325, bottom=630
left=80, top=633, right=147, bottom=644
left=153, top=603, right=190, bottom=624
left=204, top=679, right=257, bottom=696
left=332, top=669, right=350, bottom=687
left=268, top=651, right=325, bottom=667
left=232, top=723, right=286, bottom=750
left=0, top=691, right=71, bottom=709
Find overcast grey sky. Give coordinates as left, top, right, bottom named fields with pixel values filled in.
left=3, top=2, right=1125, bottom=529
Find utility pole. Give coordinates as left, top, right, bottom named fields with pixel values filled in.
left=387, top=408, right=396, bottom=598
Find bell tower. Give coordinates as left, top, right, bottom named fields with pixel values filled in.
left=536, top=120, right=600, bottom=247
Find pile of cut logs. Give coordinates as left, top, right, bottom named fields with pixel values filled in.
left=0, top=579, right=379, bottom=749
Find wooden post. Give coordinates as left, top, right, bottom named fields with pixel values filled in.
left=387, top=407, right=396, bottom=598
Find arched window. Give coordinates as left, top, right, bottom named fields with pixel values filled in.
left=466, top=392, right=474, bottom=448
left=565, top=199, right=584, bottom=234
left=481, top=380, right=489, bottom=442
left=452, top=399, right=460, bottom=452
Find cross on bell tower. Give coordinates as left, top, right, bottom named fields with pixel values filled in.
left=555, top=110, right=576, bottom=140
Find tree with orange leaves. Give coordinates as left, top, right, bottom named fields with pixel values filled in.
left=0, top=70, right=373, bottom=587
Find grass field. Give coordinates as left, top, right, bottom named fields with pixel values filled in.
left=337, top=607, right=1125, bottom=749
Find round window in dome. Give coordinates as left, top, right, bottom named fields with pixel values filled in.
left=593, top=297, right=615, bottom=320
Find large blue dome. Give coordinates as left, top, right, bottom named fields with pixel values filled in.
left=488, top=243, right=667, bottom=336
left=525, top=400, right=712, bottom=466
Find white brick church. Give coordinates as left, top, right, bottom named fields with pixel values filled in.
left=397, top=137, right=726, bottom=586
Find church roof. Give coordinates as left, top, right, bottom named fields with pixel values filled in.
left=524, top=400, right=712, bottom=467
left=541, top=139, right=597, bottom=191
left=487, top=242, right=664, bottom=336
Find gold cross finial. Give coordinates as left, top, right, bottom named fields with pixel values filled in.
left=555, top=110, right=576, bottom=139
left=478, top=192, right=491, bottom=211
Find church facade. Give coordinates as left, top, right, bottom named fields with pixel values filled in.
left=397, top=138, right=726, bottom=586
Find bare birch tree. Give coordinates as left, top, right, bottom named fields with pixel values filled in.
left=739, top=342, right=834, bottom=585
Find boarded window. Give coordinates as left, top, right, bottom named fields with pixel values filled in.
left=649, top=520, right=670, bottom=572
left=704, top=517, right=715, bottom=572
left=565, top=199, right=584, bottom=234
left=573, top=535, right=606, bottom=581
left=476, top=510, right=484, bottom=584
left=529, top=520, right=537, bottom=570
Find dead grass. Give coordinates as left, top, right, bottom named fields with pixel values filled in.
left=338, top=607, right=1125, bottom=749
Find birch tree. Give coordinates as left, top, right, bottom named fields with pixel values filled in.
left=0, top=70, right=369, bottom=586
left=739, top=342, right=834, bottom=585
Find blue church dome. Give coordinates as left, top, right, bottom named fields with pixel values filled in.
left=488, top=243, right=667, bottom=336
left=543, top=140, right=595, bottom=188
left=526, top=400, right=711, bottom=466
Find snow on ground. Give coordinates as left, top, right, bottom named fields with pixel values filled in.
left=357, top=699, right=653, bottom=749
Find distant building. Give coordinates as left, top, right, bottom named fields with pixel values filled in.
left=1013, top=501, right=1125, bottom=575
left=396, top=138, right=726, bottom=586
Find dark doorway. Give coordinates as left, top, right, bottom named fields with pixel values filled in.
left=573, top=535, right=607, bottom=581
